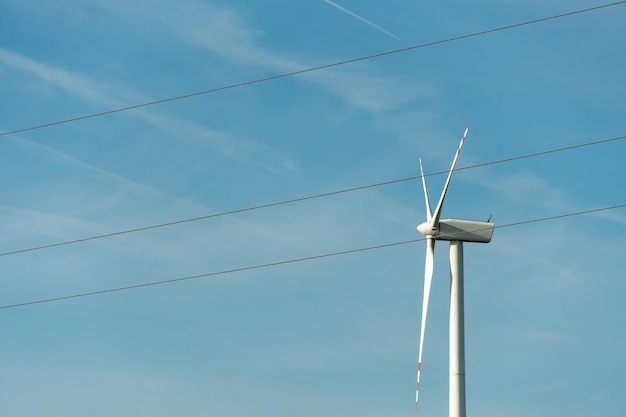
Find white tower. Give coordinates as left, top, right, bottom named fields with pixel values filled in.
left=414, top=125, right=494, bottom=417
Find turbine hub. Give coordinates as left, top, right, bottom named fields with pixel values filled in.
left=417, top=221, right=437, bottom=238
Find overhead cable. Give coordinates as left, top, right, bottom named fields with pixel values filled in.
left=1, top=203, right=624, bottom=310
left=0, top=134, right=624, bottom=259
left=1, top=1, right=624, bottom=138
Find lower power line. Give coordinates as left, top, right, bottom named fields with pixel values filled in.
left=1, top=203, right=624, bottom=310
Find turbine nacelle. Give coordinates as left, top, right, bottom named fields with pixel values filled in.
left=417, top=218, right=494, bottom=243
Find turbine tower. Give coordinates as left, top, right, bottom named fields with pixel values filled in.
left=414, top=124, right=494, bottom=417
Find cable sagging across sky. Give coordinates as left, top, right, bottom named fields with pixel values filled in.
left=0, top=133, right=623, bottom=259
left=1, top=1, right=625, bottom=139
left=1, top=203, right=624, bottom=311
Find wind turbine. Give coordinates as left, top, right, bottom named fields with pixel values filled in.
left=414, top=124, right=494, bottom=417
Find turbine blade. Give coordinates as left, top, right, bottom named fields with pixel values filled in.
left=431, top=123, right=470, bottom=228
left=415, top=237, right=435, bottom=411
left=419, top=158, right=433, bottom=222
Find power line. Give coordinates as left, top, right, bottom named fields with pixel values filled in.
left=1, top=133, right=624, bottom=259
left=1, top=203, right=624, bottom=311
left=1, top=1, right=624, bottom=139
left=453, top=135, right=626, bottom=174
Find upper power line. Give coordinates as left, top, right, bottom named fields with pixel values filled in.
left=0, top=133, right=624, bottom=259
left=1, top=1, right=624, bottom=138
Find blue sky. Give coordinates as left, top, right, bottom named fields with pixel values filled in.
left=1, top=1, right=625, bottom=416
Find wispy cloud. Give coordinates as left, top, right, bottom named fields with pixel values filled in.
left=0, top=47, right=133, bottom=108
left=322, top=0, right=402, bottom=41
left=463, top=169, right=571, bottom=213
left=94, top=0, right=417, bottom=113
left=0, top=46, right=298, bottom=176
left=4, top=133, right=208, bottom=212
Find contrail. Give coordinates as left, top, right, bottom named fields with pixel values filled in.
left=323, top=0, right=401, bottom=41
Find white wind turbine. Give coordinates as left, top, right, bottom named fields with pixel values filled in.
left=414, top=124, right=494, bottom=417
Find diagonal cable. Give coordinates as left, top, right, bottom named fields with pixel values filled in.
left=1, top=1, right=624, bottom=138
left=0, top=134, right=624, bottom=258
left=1, top=203, right=624, bottom=310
